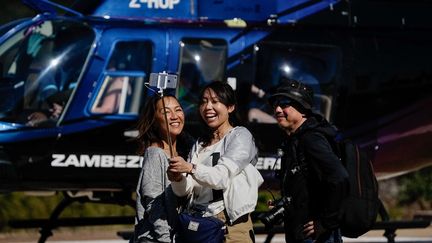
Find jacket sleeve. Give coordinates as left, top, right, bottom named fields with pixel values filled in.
left=171, top=144, right=198, bottom=197
left=135, top=148, right=175, bottom=242
left=170, top=174, right=196, bottom=197
left=192, top=127, right=258, bottom=190
left=136, top=149, right=166, bottom=220
left=302, top=132, right=349, bottom=229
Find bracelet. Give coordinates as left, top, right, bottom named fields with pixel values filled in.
left=189, top=164, right=197, bottom=175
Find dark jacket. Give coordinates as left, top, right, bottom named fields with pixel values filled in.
left=281, top=115, right=349, bottom=242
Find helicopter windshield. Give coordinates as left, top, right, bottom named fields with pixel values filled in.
left=0, top=19, right=94, bottom=127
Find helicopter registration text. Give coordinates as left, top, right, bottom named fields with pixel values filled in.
left=51, top=154, right=143, bottom=168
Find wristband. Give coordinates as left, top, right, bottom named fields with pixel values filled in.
left=189, top=164, right=197, bottom=175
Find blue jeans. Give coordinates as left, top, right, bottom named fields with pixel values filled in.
left=303, top=229, right=342, bottom=243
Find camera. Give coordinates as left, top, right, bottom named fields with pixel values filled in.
left=149, top=72, right=178, bottom=89
left=258, top=196, right=291, bottom=229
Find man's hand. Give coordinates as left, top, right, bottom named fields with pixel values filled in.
left=50, top=102, right=63, bottom=119
left=303, top=221, right=315, bottom=238
left=27, top=112, right=48, bottom=126
left=303, top=220, right=326, bottom=241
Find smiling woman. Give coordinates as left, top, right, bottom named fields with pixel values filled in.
left=132, top=94, right=193, bottom=243
left=168, top=81, right=263, bottom=243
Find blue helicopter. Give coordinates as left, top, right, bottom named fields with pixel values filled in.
left=1, top=0, right=432, bottom=241
left=0, top=0, right=346, bottom=194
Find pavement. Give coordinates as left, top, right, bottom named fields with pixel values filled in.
left=0, top=224, right=430, bottom=243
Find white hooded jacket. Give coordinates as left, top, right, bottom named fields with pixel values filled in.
left=171, top=126, right=264, bottom=224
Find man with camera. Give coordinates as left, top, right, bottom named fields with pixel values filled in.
left=267, top=79, right=349, bottom=243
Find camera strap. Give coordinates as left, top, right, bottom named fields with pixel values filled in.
left=281, top=137, right=309, bottom=197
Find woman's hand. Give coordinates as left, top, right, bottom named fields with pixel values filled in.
left=168, top=156, right=194, bottom=174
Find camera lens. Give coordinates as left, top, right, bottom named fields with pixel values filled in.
left=258, top=196, right=291, bottom=228
left=260, top=206, right=285, bottom=226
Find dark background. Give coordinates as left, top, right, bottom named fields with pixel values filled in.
left=0, top=0, right=35, bottom=26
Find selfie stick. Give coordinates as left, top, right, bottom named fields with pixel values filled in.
left=156, top=72, right=174, bottom=158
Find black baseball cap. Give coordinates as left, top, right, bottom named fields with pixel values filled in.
left=268, top=79, right=314, bottom=111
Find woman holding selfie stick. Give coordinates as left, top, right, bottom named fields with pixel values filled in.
left=168, top=81, right=263, bottom=243
left=132, top=93, right=192, bottom=243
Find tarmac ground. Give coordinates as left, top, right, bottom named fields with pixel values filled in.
left=0, top=224, right=430, bottom=243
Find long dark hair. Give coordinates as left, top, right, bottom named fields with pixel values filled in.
left=136, top=94, right=167, bottom=155
left=198, top=81, right=240, bottom=146
left=135, top=94, right=195, bottom=158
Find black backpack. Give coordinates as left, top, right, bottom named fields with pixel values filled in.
left=329, top=136, right=380, bottom=238
left=284, top=124, right=381, bottom=239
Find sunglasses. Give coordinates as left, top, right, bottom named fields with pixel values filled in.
left=271, top=98, right=293, bottom=109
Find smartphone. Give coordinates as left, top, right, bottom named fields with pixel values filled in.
left=149, top=72, right=178, bottom=89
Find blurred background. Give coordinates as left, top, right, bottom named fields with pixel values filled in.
left=0, top=0, right=431, bottom=241
left=0, top=0, right=34, bottom=26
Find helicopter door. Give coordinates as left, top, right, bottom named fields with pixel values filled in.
left=89, top=41, right=153, bottom=116
left=46, top=31, right=163, bottom=189
left=0, top=19, right=95, bottom=188
left=177, top=38, right=227, bottom=124
left=250, top=42, right=342, bottom=123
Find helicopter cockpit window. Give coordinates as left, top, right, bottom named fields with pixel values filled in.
left=0, top=19, right=94, bottom=127
left=177, top=38, right=227, bottom=120
left=249, top=43, right=341, bottom=123
left=90, top=41, right=152, bottom=115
